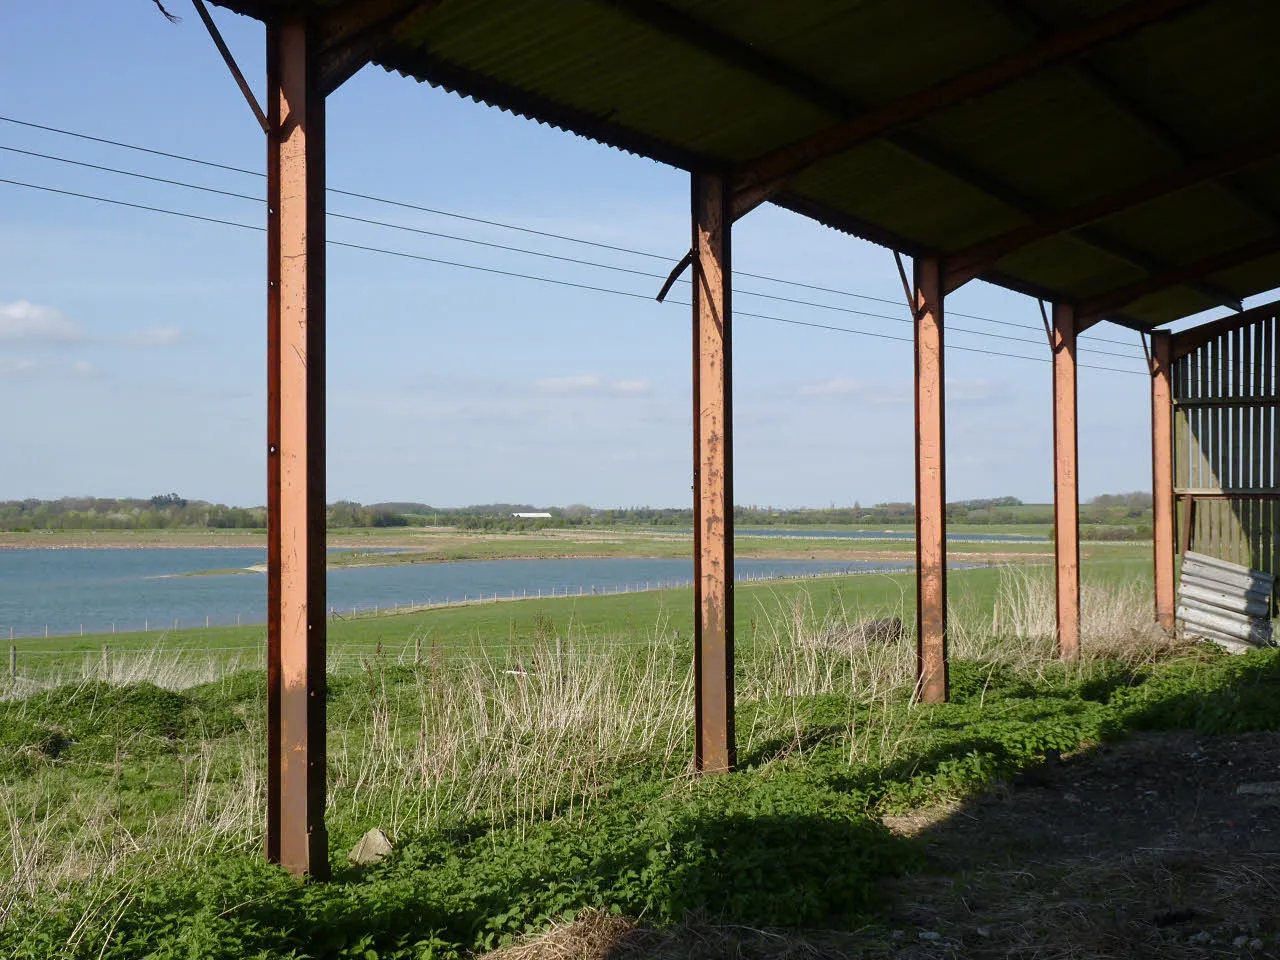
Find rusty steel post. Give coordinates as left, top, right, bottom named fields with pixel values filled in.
left=913, top=256, right=948, bottom=704
left=1051, top=303, right=1081, bottom=659
left=691, top=171, right=734, bottom=772
left=265, top=20, right=282, bottom=869
left=1150, top=331, right=1176, bottom=630
left=266, top=16, right=329, bottom=880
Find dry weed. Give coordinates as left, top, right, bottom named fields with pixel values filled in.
left=0, top=572, right=1195, bottom=916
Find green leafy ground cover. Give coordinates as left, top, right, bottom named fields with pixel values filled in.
left=4, top=562, right=1273, bottom=959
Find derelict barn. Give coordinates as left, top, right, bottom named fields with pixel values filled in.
left=189, top=0, right=1280, bottom=877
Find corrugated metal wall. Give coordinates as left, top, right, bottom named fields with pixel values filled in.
left=1172, top=309, right=1278, bottom=612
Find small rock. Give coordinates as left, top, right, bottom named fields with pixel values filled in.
left=1234, top=936, right=1249, bottom=948
left=918, top=931, right=941, bottom=941
left=348, top=827, right=393, bottom=866
left=976, top=926, right=991, bottom=938
left=1190, top=931, right=1212, bottom=944
left=1250, top=939, right=1263, bottom=949
left=891, top=930, right=904, bottom=940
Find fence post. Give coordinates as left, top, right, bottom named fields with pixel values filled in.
left=415, top=636, right=422, bottom=665
left=9, top=645, right=15, bottom=683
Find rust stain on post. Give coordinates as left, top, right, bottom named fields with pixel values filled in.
left=1151, top=331, right=1176, bottom=630
left=691, top=172, right=734, bottom=772
left=913, top=256, right=948, bottom=703
left=1052, top=303, right=1081, bottom=659
left=267, top=16, right=329, bottom=880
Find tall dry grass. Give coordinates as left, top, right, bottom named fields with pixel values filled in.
left=0, top=571, right=1185, bottom=916
left=989, top=565, right=1187, bottom=665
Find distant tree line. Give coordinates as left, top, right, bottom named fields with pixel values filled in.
left=0, top=491, right=1159, bottom=532
left=0, top=496, right=265, bottom=531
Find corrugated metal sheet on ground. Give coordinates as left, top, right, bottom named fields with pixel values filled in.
left=1177, top=551, right=1276, bottom=654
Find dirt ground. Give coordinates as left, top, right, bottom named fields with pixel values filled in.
left=878, top=730, right=1280, bottom=959
left=486, top=731, right=1280, bottom=960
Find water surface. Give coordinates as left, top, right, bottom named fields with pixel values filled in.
left=0, top=549, right=927, bottom=639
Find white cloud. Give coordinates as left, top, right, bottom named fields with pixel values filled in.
left=611, top=379, right=653, bottom=396
left=535, top=374, right=603, bottom=395
left=534, top=374, right=653, bottom=397
left=0, top=300, right=84, bottom=344
left=795, top=378, right=911, bottom=405
left=0, top=356, right=103, bottom=379
left=793, top=377, right=1006, bottom=406
left=0, top=356, right=39, bottom=375
left=127, top=326, right=183, bottom=347
left=946, top=378, right=1006, bottom=405
left=796, top=378, right=856, bottom=397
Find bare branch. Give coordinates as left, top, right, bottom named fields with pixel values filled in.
left=152, top=0, right=181, bottom=23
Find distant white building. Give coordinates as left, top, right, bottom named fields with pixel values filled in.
left=511, top=512, right=553, bottom=519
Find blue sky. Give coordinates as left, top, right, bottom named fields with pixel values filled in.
left=0, top=2, right=1249, bottom=508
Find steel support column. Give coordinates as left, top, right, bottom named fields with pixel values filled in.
left=1051, top=304, right=1081, bottom=658
left=266, top=17, right=329, bottom=879
left=691, top=171, right=734, bottom=772
left=913, top=256, right=948, bottom=703
left=1150, top=331, right=1176, bottom=630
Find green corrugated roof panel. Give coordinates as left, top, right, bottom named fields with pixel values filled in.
left=208, top=0, right=1280, bottom=329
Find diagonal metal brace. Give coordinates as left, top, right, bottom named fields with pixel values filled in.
left=1038, top=298, right=1055, bottom=349
left=1140, top=331, right=1154, bottom=375
left=893, top=251, right=916, bottom=317
left=656, top=249, right=693, bottom=302
left=191, top=0, right=270, bottom=135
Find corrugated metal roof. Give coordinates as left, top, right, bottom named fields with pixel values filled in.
left=208, top=0, right=1280, bottom=330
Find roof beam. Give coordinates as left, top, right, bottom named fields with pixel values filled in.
left=945, top=129, right=1280, bottom=293
left=593, top=0, right=1235, bottom=313
left=1077, top=235, right=1280, bottom=330
left=593, top=0, right=851, bottom=118
left=316, top=0, right=440, bottom=95
left=1171, top=297, right=1280, bottom=359
left=728, top=0, right=1201, bottom=219
left=985, top=0, right=1280, bottom=236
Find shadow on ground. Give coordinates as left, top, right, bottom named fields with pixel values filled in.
left=481, top=654, right=1280, bottom=960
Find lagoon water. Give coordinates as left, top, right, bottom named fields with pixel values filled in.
left=739, top=528, right=1047, bottom=543
left=0, top=549, right=921, bottom=639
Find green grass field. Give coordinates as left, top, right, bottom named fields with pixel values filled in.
left=8, top=558, right=1150, bottom=676
left=9, top=553, right=1276, bottom=960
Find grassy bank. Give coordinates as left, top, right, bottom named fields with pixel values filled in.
left=6, top=563, right=1275, bottom=959
left=5, top=560, right=1150, bottom=678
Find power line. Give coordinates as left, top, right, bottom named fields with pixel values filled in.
left=0, top=141, right=1145, bottom=361
left=0, top=174, right=1147, bottom=376
left=0, top=112, right=1145, bottom=349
